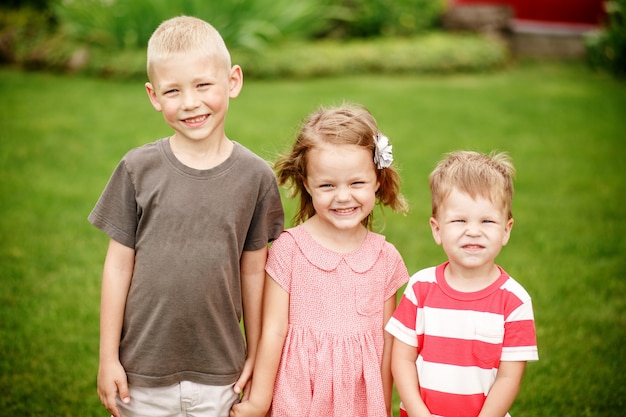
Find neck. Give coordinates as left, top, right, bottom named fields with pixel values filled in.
left=302, top=216, right=368, bottom=253
left=169, top=135, right=233, bottom=170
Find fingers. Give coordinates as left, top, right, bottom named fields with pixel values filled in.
left=233, top=365, right=252, bottom=396
left=97, top=379, right=130, bottom=417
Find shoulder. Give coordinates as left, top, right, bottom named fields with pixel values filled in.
left=500, top=272, right=533, bottom=302
left=232, top=142, right=274, bottom=174
left=119, top=139, right=164, bottom=172
left=409, top=265, right=438, bottom=285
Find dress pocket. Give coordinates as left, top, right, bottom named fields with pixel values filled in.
left=354, top=276, right=384, bottom=317
left=472, top=327, right=504, bottom=367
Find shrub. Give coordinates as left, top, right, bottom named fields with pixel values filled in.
left=585, top=0, right=626, bottom=77
left=52, top=0, right=333, bottom=51
left=323, top=0, right=446, bottom=38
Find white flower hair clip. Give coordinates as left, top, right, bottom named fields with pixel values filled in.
left=373, top=133, right=393, bottom=169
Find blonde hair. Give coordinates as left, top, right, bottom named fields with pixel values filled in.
left=275, top=103, right=408, bottom=229
left=146, top=16, right=231, bottom=80
left=429, top=150, right=515, bottom=219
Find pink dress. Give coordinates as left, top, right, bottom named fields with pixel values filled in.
left=266, top=226, right=409, bottom=417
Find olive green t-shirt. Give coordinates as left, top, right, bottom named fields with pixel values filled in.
left=89, top=138, right=284, bottom=387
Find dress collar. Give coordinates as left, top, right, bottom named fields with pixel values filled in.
left=286, top=225, right=385, bottom=273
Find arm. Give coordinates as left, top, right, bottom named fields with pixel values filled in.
left=97, top=238, right=134, bottom=417
left=234, top=247, right=268, bottom=399
left=477, top=361, right=526, bottom=417
left=230, top=274, right=289, bottom=417
left=391, top=339, right=433, bottom=417
left=381, top=295, right=397, bottom=417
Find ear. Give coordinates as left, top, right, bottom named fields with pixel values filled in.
left=429, top=217, right=442, bottom=246
left=502, top=218, right=514, bottom=246
left=228, top=65, right=243, bottom=98
left=145, top=82, right=162, bottom=112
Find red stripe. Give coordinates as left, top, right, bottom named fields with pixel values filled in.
left=423, top=388, right=486, bottom=417
left=422, top=335, right=501, bottom=368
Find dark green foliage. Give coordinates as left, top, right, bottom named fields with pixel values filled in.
left=586, top=0, right=626, bottom=77
left=323, top=0, right=445, bottom=38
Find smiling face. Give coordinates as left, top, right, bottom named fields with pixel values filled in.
left=304, top=142, right=380, bottom=234
left=430, top=187, right=513, bottom=273
left=145, top=52, right=242, bottom=144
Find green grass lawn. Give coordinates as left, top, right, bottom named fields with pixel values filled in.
left=1, top=62, right=625, bottom=416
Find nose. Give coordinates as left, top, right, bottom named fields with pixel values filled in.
left=465, top=222, right=481, bottom=237
left=181, top=90, right=200, bottom=110
left=335, top=186, right=351, bottom=202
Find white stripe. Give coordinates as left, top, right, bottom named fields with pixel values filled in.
left=417, top=356, right=497, bottom=396
left=422, top=307, right=504, bottom=341
left=501, top=276, right=531, bottom=301
left=385, top=317, right=418, bottom=347
left=502, top=346, right=539, bottom=361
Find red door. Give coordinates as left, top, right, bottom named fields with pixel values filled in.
left=451, top=0, right=605, bottom=24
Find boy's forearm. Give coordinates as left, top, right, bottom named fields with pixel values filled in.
left=477, top=361, right=526, bottom=417
left=99, top=239, right=134, bottom=362
left=392, top=340, right=432, bottom=417
left=240, top=247, right=268, bottom=360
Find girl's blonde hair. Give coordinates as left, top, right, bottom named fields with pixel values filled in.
left=146, top=16, right=231, bottom=80
left=429, top=150, right=516, bottom=219
left=275, top=103, right=408, bottom=229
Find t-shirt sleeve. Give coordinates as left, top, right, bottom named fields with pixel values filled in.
left=242, top=163, right=284, bottom=252
left=88, top=158, right=138, bottom=248
left=385, top=278, right=420, bottom=347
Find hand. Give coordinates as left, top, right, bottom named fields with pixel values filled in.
left=229, top=398, right=268, bottom=417
left=233, top=357, right=254, bottom=401
left=97, top=359, right=130, bottom=417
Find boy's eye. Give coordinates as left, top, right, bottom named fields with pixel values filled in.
left=164, top=89, right=178, bottom=95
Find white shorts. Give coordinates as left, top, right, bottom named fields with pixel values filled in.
left=116, top=381, right=239, bottom=417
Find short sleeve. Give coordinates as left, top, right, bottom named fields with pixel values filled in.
left=382, top=242, right=409, bottom=300
left=88, top=159, right=138, bottom=248
left=265, top=231, right=297, bottom=293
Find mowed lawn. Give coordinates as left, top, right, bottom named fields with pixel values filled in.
left=1, top=61, right=625, bottom=416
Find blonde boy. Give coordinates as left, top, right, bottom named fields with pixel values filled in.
left=386, top=151, right=538, bottom=417
left=89, top=16, right=283, bottom=417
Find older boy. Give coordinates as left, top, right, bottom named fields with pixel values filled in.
left=89, top=16, right=283, bottom=417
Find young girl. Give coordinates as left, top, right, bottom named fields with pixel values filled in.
left=230, top=103, right=409, bottom=417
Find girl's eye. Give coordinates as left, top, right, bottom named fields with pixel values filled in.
left=352, top=181, right=365, bottom=186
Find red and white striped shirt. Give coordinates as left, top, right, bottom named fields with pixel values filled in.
left=385, top=263, right=538, bottom=417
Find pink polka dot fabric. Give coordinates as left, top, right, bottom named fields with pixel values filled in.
left=266, top=226, right=408, bottom=417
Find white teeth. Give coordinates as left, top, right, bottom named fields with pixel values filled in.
left=335, top=208, right=353, bottom=213
left=186, top=115, right=206, bottom=123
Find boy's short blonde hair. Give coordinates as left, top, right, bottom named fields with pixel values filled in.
left=429, top=150, right=515, bottom=219
left=146, top=16, right=231, bottom=80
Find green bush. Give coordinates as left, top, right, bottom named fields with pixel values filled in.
left=1, top=0, right=505, bottom=79
left=234, top=33, right=508, bottom=79
left=323, top=0, right=445, bottom=38
left=52, top=0, right=333, bottom=51
left=585, top=0, right=626, bottom=77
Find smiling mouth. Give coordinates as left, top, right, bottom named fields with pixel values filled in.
left=462, top=244, right=484, bottom=250
left=334, top=208, right=356, bottom=214
left=184, top=115, right=208, bottom=124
